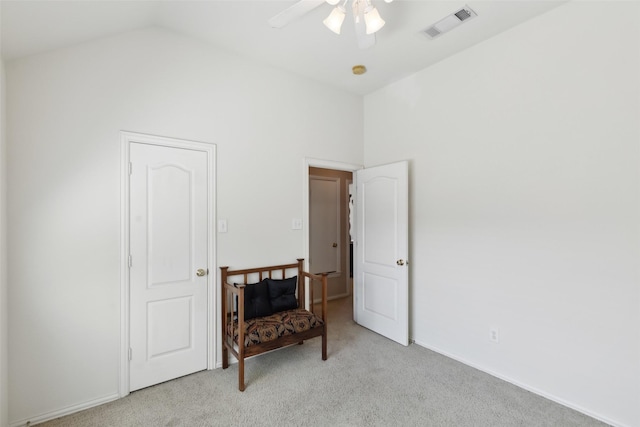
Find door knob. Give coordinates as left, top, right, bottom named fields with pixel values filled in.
left=332, top=242, right=338, bottom=248
left=396, top=259, right=405, bottom=266
left=196, top=269, right=207, bottom=277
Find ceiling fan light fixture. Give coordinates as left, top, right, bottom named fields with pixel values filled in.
left=326, top=0, right=341, bottom=5
left=364, top=6, right=385, bottom=34
left=323, top=5, right=347, bottom=34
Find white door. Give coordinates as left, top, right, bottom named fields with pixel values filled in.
left=129, top=142, right=209, bottom=391
left=354, top=161, right=409, bottom=346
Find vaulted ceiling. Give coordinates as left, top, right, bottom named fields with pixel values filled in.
left=1, top=1, right=565, bottom=95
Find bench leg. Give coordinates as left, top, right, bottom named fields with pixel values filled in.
left=222, top=343, right=229, bottom=369
left=322, top=328, right=327, bottom=361
left=238, top=357, right=245, bottom=392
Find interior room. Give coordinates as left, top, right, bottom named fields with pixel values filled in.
left=0, top=1, right=638, bottom=426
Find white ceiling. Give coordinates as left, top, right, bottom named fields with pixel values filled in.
left=0, top=0, right=565, bottom=95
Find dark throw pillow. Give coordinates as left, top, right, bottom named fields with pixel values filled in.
left=266, top=276, right=298, bottom=313
left=236, top=279, right=273, bottom=320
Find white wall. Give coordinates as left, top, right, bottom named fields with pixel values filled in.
left=6, top=27, right=363, bottom=425
left=364, top=2, right=639, bottom=427
left=1, top=57, right=9, bottom=427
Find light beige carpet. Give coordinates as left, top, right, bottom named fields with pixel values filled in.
left=41, top=297, right=607, bottom=426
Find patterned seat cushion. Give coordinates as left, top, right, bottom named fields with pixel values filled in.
left=229, top=309, right=324, bottom=347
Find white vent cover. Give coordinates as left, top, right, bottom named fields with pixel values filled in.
left=422, top=6, right=477, bottom=39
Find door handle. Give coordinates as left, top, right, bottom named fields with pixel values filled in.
left=396, top=259, right=405, bottom=266
left=196, top=269, right=207, bottom=277
left=332, top=242, right=338, bottom=248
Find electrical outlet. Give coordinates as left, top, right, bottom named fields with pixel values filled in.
left=490, top=328, right=499, bottom=343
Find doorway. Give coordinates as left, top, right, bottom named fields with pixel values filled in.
left=309, top=167, right=353, bottom=301
left=303, top=158, right=361, bottom=320
left=304, top=158, right=409, bottom=344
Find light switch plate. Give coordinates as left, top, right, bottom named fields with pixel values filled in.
left=291, top=218, right=303, bottom=230
left=218, top=219, right=228, bottom=233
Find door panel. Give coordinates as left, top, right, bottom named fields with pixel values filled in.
left=147, top=296, right=193, bottom=357
left=355, top=161, right=408, bottom=346
left=148, top=164, right=192, bottom=285
left=363, top=273, right=397, bottom=320
left=363, top=177, right=397, bottom=266
left=129, top=142, right=208, bottom=391
left=309, top=176, right=340, bottom=274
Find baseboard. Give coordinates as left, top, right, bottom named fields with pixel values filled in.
left=412, top=340, right=629, bottom=427
left=312, top=292, right=349, bottom=305
left=10, top=392, right=120, bottom=427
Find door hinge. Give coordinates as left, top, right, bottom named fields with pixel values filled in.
left=128, top=348, right=132, bottom=361
left=129, top=162, right=132, bottom=175
left=128, top=254, right=132, bottom=268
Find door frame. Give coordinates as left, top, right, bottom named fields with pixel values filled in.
left=119, top=131, right=217, bottom=397
left=303, top=158, right=362, bottom=307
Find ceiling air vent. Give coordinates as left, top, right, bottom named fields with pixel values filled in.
left=455, top=9, right=473, bottom=21
left=422, top=5, right=477, bottom=40
left=424, top=26, right=442, bottom=38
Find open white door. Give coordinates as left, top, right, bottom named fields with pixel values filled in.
left=354, top=161, right=409, bottom=346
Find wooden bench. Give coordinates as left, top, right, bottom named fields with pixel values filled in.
left=220, top=258, right=328, bottom=391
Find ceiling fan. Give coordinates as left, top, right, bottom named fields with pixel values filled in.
left=268, top=0, right=394, bottom=49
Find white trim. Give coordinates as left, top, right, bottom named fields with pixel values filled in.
left=119, top=134, right=130, bottom=398
left=120, top=131, right=217, bottom=398
left=412, top=340, right=630, bottom=427
left=9, top=392, right=120, bottom=427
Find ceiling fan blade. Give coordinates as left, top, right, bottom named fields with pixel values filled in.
left=353, top=0, right=376, bottom=49
left=268, top=0, right=326, bottom=29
